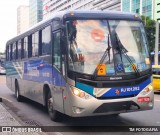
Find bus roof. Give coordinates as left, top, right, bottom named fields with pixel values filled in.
left=6, top=10, right=141, bottom=46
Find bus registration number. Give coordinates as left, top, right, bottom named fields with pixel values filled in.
left=121, top=86, right=140, bottom=92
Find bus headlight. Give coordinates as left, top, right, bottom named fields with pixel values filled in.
left=145, top=84, right=153, bottom=92
left=70, top=86, right=92, bottom=99
left=141, top=84, right=153, bottom=95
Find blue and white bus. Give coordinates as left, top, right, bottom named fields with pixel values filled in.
left=6, top=10, right=154, bottom=121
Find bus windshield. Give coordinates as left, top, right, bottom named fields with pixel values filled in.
left=67, top=19, right=150, bottom=75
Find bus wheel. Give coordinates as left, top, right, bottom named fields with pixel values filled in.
left=15, top=81, right=22, bottom=102
left=47, top=91, right=61, bottom=122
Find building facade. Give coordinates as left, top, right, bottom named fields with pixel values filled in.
left=121, top=0, right=154, bottom=19
left=154, top=0, right=160, bottom=22
left=17, top=5, right=29, bottom=35
left=43, top=0, right=122, bottom=19
left=43, top=0, right=95, bottom=19
left=92, top=0, right=121, bottom=11
left=29, top=0, right=43, bottom=27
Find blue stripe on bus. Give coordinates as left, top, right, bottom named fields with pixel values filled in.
left=23, top=59, right=66, bottom=86
left=101, top=78, right=151, bottom=97
left=7, top=59, right=66, bottom=87
left=76, top=78, right=151, bottom=97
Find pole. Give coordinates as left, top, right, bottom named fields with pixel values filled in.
left=155, top=22, right=159, bottom=65
left=145, top=0, right=146, bottom=25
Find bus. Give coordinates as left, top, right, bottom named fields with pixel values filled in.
left=150, top=51, right=160, bottom=65
left=0, top=54, right=6, bottom=74
left=152, top=65, right=160, bottom=91
left=5, top=10, right=154, bottom=121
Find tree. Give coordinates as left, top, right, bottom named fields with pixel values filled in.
left=141, top=15, right=156, bottom=52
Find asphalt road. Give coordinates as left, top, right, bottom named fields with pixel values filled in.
left=0, top=75, right=160, bottom=135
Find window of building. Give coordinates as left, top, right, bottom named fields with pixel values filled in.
left=136, top=8, right=139, bottom=13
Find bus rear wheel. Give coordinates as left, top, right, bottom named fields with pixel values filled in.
left=15, top=81, right=22, bottom=102
left=47, top=91, right=61, bottom=122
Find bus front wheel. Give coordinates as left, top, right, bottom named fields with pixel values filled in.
left=47, top=91, right=61, bottom=122
left=15, top=81, right=22, bottom=102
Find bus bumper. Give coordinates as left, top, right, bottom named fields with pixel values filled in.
left=68, top=89, right=154, bottom=117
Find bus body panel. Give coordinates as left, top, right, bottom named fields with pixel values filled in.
left=64, top=78, right=153, bottom=117
left=68, top=89, right=154, bottom=117
left=6, top=76, right=12, bottom=91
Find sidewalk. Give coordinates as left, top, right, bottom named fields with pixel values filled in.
left=0, top=97, right=46, bottom=135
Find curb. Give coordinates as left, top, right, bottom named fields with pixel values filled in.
left=0, top=97, right=47, bottom=135
left=0, top=97, right=25, bottom=126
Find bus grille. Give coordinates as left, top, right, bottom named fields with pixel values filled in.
left=93, top=101, right=140, bottom=113
left=96, top=94, right=137, bottom=100
left=77, top=75, right=149, bottom=88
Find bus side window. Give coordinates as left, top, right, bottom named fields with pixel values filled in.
left=32, top=32, right=39, bottom=57
left=21, top=39, right=24, bottom=59
left=12, top=42, right=17, bottom=60
left=53, top=31, right=61, bottom=71
left=39, top=30, right=42, bottom=56
left=6, top=46, right=9, bottom=61
left=158, top=69, right=160, bottom=75
left=28, top=35, right=32, bottom=58
left=16, top=42, right=18, bottom=60
left=18, top=40, right=21, bottom=59
left=24, top=37, right=28, bottom=58
left=152, top=69, right=156, bottom=74
left=9, top=44, right=12, bottom=61
left=152, top=71, right=156, bottom=74
left=42, top=26, right=51, bottom=55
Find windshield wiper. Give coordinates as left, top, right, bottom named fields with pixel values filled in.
left=114, top=32, right=140, bottom=77
left=92, top=35, right=111, bottom=80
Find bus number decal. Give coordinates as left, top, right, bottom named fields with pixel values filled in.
left=121, top=86, right=140, bottom=93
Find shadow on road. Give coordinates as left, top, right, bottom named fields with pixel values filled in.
left=154, top=92, right=160, bottom=95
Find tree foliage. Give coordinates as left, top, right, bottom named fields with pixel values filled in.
left=141, top=15, right=156, bottom=52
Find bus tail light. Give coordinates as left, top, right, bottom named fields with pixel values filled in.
left=137, top=97, right=150, bottom=102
